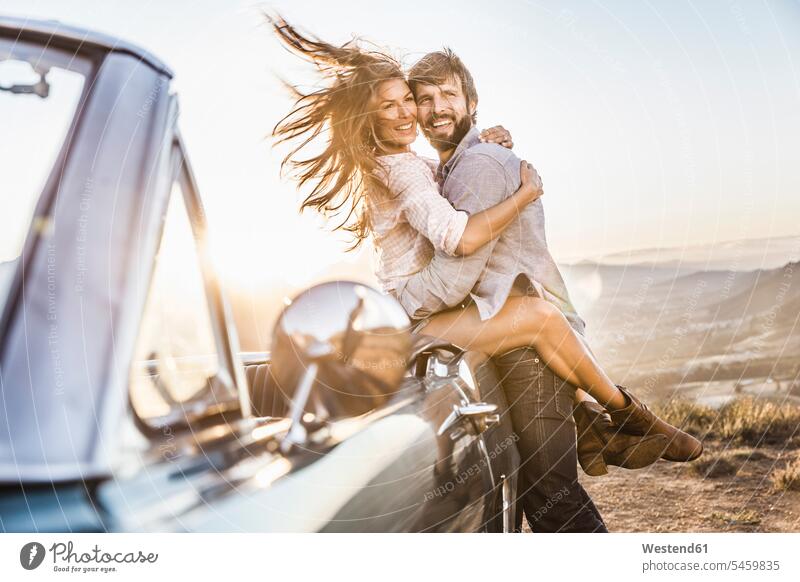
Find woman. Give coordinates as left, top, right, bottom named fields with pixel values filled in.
left=270, top=18, right=703, bottom=471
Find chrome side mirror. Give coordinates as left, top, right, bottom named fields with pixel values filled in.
left=270, top=281, right=412, bottom=423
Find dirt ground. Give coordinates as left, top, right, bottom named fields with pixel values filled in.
left=579, top=441, right=800, bottom=532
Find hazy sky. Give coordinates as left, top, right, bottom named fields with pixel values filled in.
left=3, top=0, right=799, bottom=292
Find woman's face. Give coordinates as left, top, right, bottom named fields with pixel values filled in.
left=371, top=78, right=418, bottom=154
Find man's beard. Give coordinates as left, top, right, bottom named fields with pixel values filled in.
left=424, top=114, right=473, bottom=153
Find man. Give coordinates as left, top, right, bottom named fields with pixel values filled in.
left=401, top=49, right=661, bottom=532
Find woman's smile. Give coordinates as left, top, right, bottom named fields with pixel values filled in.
left=393, top=120, right=416, bottom=135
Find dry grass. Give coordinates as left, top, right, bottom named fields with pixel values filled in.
left=655, top=397, right=800, bottom=447
left=710, top=509, right=761, bottom=527
left=771, top=457, right=800, bottom=492
left=689, top=449, right=770, bottom=478
left=690, top=451, right=740, bottom=478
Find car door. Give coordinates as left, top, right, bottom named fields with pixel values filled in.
left=218, top=348, right=499, bottom=532
left=298, top=367, right=498, bottom=533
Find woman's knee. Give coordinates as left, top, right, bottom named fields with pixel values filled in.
left=521, top=296, right=561, bottom=320
left=508, top=297, right=562, bottom=333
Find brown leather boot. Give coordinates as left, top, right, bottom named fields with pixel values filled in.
left=608, top=386, right=703, bottom=462
left=574, top=401, right=670, bottom=476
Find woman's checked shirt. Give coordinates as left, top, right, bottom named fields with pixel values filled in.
left=366, top=152, right=468, bottom=293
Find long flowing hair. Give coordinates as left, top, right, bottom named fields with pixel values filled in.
left=269, top=16, right=405, bottom=248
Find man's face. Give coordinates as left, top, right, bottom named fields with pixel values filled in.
left=414, top=75, right=476, bottom=153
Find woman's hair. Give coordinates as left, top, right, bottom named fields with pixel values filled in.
left=269, top=16, right=405, bottom=248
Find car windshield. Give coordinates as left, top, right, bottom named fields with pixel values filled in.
left=0, top=38, right=92, bottom=312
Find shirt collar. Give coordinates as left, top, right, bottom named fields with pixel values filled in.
left=437, top=126, right=481, bottom=183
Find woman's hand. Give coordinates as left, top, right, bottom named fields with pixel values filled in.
left=479, top=125, right=513, bottom=149
left=518, top=160, right=544, bottom=204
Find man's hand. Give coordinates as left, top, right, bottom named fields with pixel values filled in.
left=519, top=160, right=544, bottom=203
left=479, top=125, right=513, bottom=149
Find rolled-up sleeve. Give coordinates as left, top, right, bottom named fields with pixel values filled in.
left=388, top=157, right=468, bottom=256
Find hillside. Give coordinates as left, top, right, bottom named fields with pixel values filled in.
left=563, top=259, right=800, bottom=401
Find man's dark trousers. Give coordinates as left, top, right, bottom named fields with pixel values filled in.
left=493, top=347, right=608, bottom=533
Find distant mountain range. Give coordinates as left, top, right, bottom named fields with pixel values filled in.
left=565, top=234, right=800, bottom=272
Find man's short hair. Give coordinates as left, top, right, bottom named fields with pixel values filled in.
left=408, top=48, right=478, bottom=123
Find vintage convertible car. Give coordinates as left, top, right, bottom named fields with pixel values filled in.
left=0, top=17, right=520, bottom=532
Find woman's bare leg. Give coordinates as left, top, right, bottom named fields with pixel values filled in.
left=421, top=296, right=627, bottom=410
left=574, top=336, right=598, bottom=404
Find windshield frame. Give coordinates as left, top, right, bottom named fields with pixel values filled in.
left=0, top=36, right=98, bottom=349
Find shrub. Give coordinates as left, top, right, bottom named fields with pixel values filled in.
left=654, top=397, right=800, bottom=447
left=770, top=458, right=800, bottom=492
left=654, top=399, right=716, bottom=437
